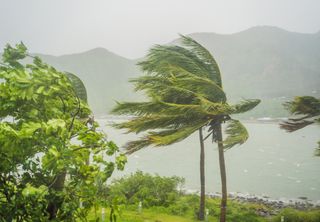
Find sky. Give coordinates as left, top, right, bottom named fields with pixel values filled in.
left=0, top=0, right=320, bottom=59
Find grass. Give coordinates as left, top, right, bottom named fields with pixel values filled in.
left=117, top=209, right=196, bottom=222
left=87, top=205, right=320, bottom=222
left=87, top=208, right=196, bottom=222
left=87, top=196, right=269, bottom=222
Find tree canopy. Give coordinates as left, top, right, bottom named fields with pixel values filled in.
left=112, top=35, right=260, bottom=153
left=0, top=43, right=126, bottom=221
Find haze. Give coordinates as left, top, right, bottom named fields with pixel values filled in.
left=1, top=0, right=320, bottom=58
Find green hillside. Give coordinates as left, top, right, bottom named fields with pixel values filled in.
left=33, top=26, right=319, bottom=117
left=37, top=48, right=142, bottom=115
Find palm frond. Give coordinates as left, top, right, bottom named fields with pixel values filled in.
left=180, top=35, right=222, bottom=86
left=138, top=45, right=210, bottom=79
left=111, top=100, right=201, bottom=116
left=223, top=119, right=249, bottom=150
left=149, top=121, right=207, bottom=146
left=281, top=96, right=320, bottom=132
left=124, top=120, right=208, bottom=153
left=284, top=96, right=320, bottom=117
left=231, top=99, right=261, bottom=114
left=280, top=119, right=314, bottom=132
left=113, top=114, right=206, bottom=133
left=124, top=139, right=153, bottom=154
left=131, top=71, right=226, bottom=103
left=112, top=98, right=232, bottom=118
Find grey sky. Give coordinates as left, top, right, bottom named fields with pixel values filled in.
left=1, top=0, right=319, bottom=59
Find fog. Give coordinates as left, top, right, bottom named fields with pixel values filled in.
left=1, top=0, right=320, bottom=58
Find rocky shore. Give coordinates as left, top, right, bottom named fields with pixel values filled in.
left=185, top=190, right=320, bottom=217
left=227, top=192, right=320, bottom=216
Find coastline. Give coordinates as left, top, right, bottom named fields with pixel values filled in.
left=185, top=190, right=320, bottom=211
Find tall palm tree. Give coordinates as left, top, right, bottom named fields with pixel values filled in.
left=281, top=96, right=320, bottom=156
left=112, top=35, right=260, bottom=222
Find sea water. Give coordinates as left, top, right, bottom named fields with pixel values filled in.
left=99, top=119, right=320, bottom=201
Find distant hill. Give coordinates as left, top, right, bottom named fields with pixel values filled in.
left=33, top=26, right=319, bottom=118
left=36, top=48, right=141, bottom=115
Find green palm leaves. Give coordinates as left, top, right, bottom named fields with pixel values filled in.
left=112, top=35, right=260, bottom=153
left=112, top=35, right=260, bottom=222
left=281, top=96, right=320, bottom=155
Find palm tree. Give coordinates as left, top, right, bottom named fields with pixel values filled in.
left=112, top=35, right=260, bottom=222
left=281, top=96, right=320, bottom=155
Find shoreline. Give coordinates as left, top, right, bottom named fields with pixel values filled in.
left=185, top=189, right=320, bottom=210
left=184, top=190, right=320, bottom=217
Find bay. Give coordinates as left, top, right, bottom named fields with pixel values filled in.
left=99, top=119, right=320, bottom=201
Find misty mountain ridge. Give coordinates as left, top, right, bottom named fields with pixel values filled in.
left=8, top=26, right=320, bottom=118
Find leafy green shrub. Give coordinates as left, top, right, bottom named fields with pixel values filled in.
left=108, top=171, right=184, bottom=207
left=0, top=43, right=126, bottom=221
left=271, top=208, right=320, bottom=222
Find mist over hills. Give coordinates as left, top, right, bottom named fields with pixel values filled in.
left=34, top=26, right=319, bottom=117
left=36, top=48, right=141, bottom=115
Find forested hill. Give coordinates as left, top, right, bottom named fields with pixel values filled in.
left=34, top=26, right=320, bottom=117
left=36, top=48, right=141, bottom=115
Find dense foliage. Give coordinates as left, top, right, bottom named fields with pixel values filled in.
left=107, top=171, right=184, bottom=207
left=0, top=43, right=126, bottom=221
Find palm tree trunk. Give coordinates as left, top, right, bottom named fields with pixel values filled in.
left=217, top=124, right=227, bottom=222
left=198, top=127, right=205, bottom=220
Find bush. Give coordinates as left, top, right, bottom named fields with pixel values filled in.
left=271, top=208, right=320, bottom=222
left=107, top=171, right=184, bottom=207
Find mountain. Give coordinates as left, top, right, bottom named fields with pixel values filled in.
left=182, top=26, right=320, bottom=117
left=35, top=26, right=320, bottom=117
left=186, top=26, right=320, bottom=99
left=36, top=48, right=141, bottom=115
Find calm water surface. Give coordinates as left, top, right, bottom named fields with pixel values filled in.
left=99, top=119, right=320, bottom=201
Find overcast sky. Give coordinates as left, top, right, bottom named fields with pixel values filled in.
left=1, top=0, right=319, bottom=59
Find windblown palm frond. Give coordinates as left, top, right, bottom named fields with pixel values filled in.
left=280, top=96, right=320, bottom=132
left=113, top=114, right=207, bottom=134
left=179, top=35, right=222, bottom=86
left=125, top=120, right=209, bottom=154
left=231, top=99, right=261, bottom=114
left=223, top=120, right=249, bottom=150
left=281, top=96, right=320, bottom=156
left=131, top=72, right=226, bottom=103
left=285, top=96, right=320, bottom=117
left=138, top=45, right=210, bottom=79
left=112, top=99, right=233, bottom=119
